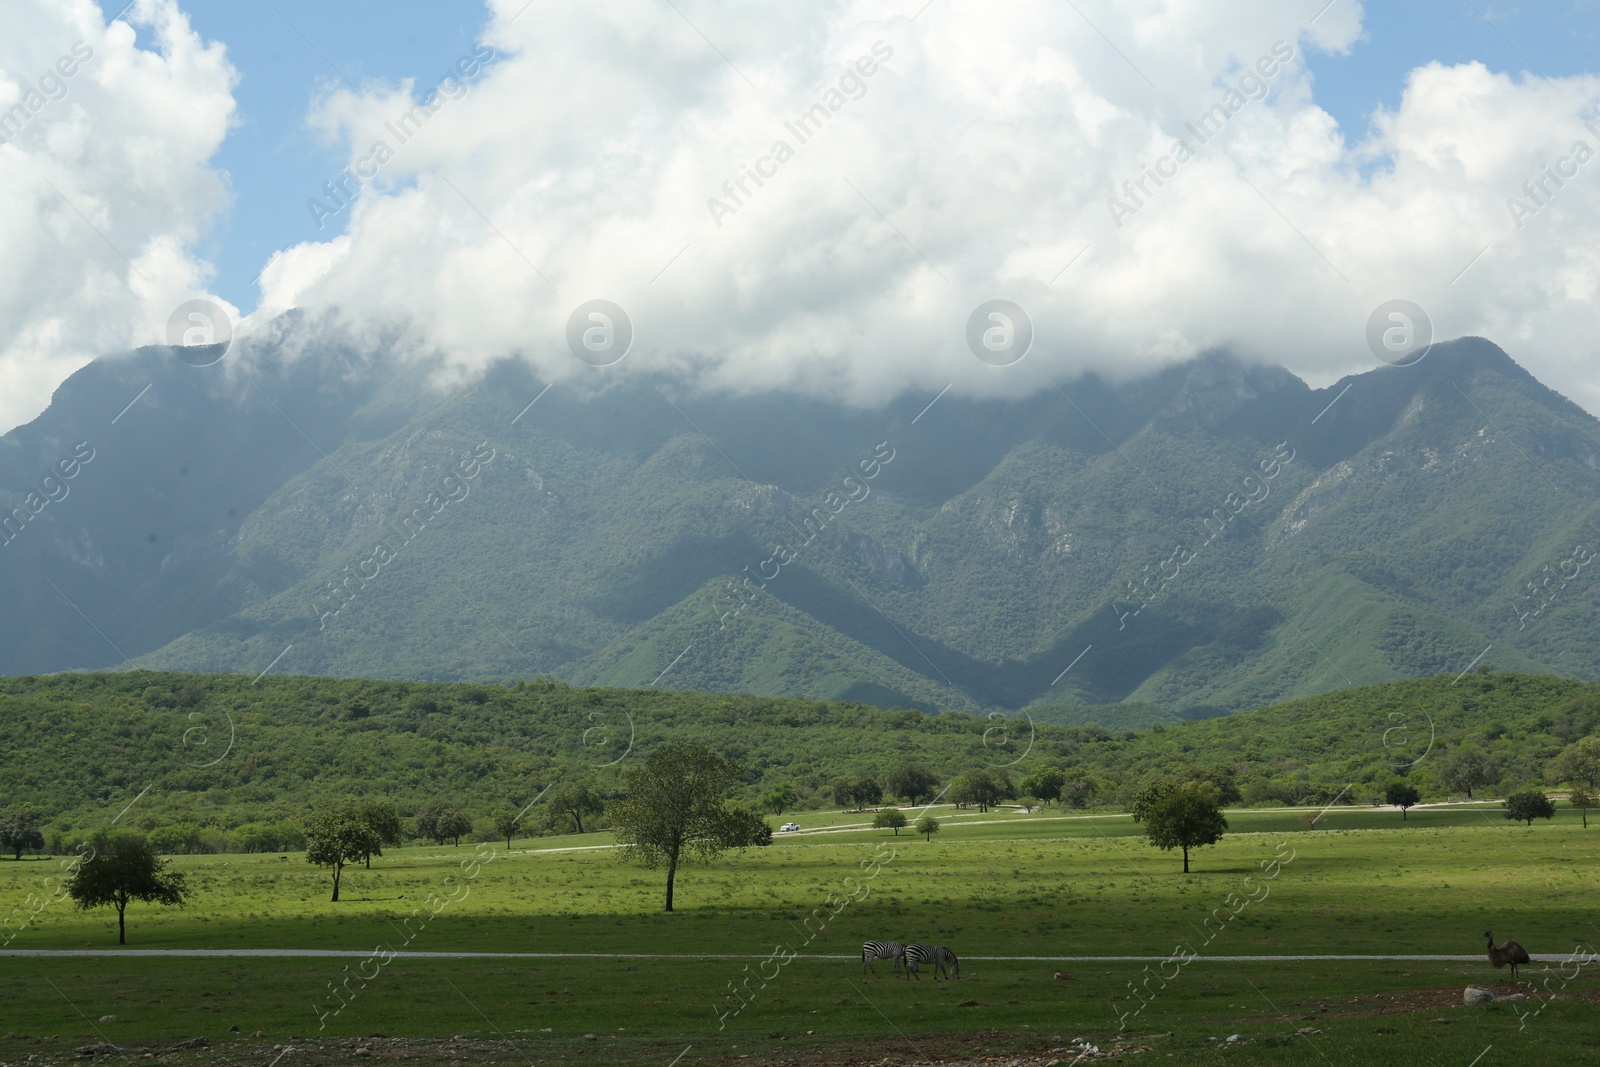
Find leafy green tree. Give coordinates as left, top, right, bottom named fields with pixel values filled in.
left=147, top=823, right=205, bottom=855
left=1061, top=777, right=1096, bottom=809
left=830, top=776, right=882, bottom=811
left=1384, top=781, right=1421, bottom=821
left=888, top=763, right=940, bottom=806
left=915, top=815, right=940, bottom=842
left=1020, top=766, right=1066, bottom=806
left=413, top=800, right=447, bottom=844
left=758, top=783, right=798, bottom=815
left=65, top=832, right=187, bottom=944
left=1504, top=790, right=1556, bottom=827
left=0, top=807, right=44, bottom=860
left=304, top=811, right=383, bottom=901
left=951, top=768, right=1013, bottom=813
left=1142, top=782, right=1228, bottom=872
left=1195, top=767, right=1243, bottom=806
left=1438, top=746, right=1496, bottom=798
left=355, top=801, right=402, bottom=867
left=547, top=779, right=605, bottom=834
left=493, top=809, right=522, bottom=848
left=438, top=808, right=473, bottom=846
left=1552, top=738, right=1600, bottom=786
left=1129, top=776, right=1174, bottom=822
left=609, top=742, right=756, bottom=911
left=1570, top=784, right=1595, bottom=829
left=718, top=808, right=772, bottom=848
left=873, top=808, right=908, bottom=835
left=414, top=801, right=471, bottom=845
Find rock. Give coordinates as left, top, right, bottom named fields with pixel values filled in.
left=355, top=1048, right=371, bottom=1057
left=97, top=1016, right=115, bottom=1023
left=228, top=1025, right=240, bottom=1033
left=168, top=1037, right=208, bottom=1050
left=1464, top=986, right=1496, bottom=1004
left=74, top=1043, right=122, bottom=1057
left=1500, top=993, right=1528, bottom=1001
left=1227, top=1034, right=1244, bottom=1043
left=584, top=1033, right=597, bottom=1040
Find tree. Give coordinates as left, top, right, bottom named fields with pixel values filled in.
left=888, top=763, right=940, bottom=806
left=1552, top=738, right=1600, bottom=789
left=609, top=742, right=757, bottom=911
left=493, top=809, right=522, bottom=849
left=304, top=811, right=383, bottom=901
left=831, top=776, right=882, bottom=811
left=438, top=809, right=473, bottom=846
left=0, top=807, right=44, bottom=860
left=65, top=832, right=187, bottom=944
left=1504, top=790, right=1556, bottom=827
left=1438, top=747, right=1496, bottom=798
left=873, top=808, right=908, bottom=835
left=758, top=783, right=798, bottom=815
left=1142, top=782, right=1228, bottom=873
left=951, top=768, right=1013, bottom=813
left=415, top=801, right=471, bottom=845
left=413, top=800, right=448, bottom=844
left=1194, top=768, right=1243, bottom=807
left=915, top=816, right=940, bottom=842
left=1020, top=766, right=1066, bottom=806
left=1552, top=739, right=1600, bottom=826
left=1570, top=785, right=1595, bottom=829
left=547, top=780, right=605, bottom=835
left=1129, top=777, right=1174, bottom=822
left=355, top=801, right=402, bottom=868
left=1061, top=777, right=1095, bottom=810
left=719, top=808, right=772, bottom=848
left=1384, top=781, right=1421, bottom=821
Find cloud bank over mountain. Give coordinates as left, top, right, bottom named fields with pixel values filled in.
left=5, top=0, right=1600, bottom=431
left=0, top=0, right=235, bottom=432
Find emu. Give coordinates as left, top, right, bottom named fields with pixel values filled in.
left=1485, top=931, right=1531, bottom=980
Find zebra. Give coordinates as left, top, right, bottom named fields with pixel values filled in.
left=861, top=940, right=905, bottom=975
left=903, top=942, right=959, bottom=981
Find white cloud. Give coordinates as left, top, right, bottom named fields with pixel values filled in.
left=0, top=0, right=235, bottom=431
left=12, top=0, right=1600, bottom=430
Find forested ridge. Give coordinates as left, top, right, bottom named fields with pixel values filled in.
left=2, top=669, right=1596, bottom=853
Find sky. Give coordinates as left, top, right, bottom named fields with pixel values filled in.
left=1, top=0, right=1598, bottom=433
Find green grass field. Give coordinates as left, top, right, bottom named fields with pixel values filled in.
left=3, top=803, right=1597, bottom=1065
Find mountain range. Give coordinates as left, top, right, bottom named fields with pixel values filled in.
left=3, top=328, right=1597, bottom=724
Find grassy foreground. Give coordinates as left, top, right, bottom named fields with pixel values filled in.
left=2, top=804, right=1598, bottom=1065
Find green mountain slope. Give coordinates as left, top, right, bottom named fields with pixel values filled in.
left=2, top=332, right=1597, bottom=716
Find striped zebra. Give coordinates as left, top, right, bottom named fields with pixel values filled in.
left=861, top=940, right=905, bottom=975
left=903, top=942, right=959, bottom=981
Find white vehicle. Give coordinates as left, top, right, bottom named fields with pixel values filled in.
left=780, top=822, right=801, bottom=832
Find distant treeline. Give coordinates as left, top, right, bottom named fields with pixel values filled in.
left=0, top=669, right=1596, bottom=853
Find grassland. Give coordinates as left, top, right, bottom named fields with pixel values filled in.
left=2, top=802, right=1598, bottom=1065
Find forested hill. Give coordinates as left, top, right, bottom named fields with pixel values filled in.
left=5, top=333, right=1600, bottom=717
left=2, top=670, right=1595, bottom=843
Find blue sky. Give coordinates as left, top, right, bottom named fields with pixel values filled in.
left=1305, top=2, right=1598, bottom=140
left=95, top=0, right=492, bottom=310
